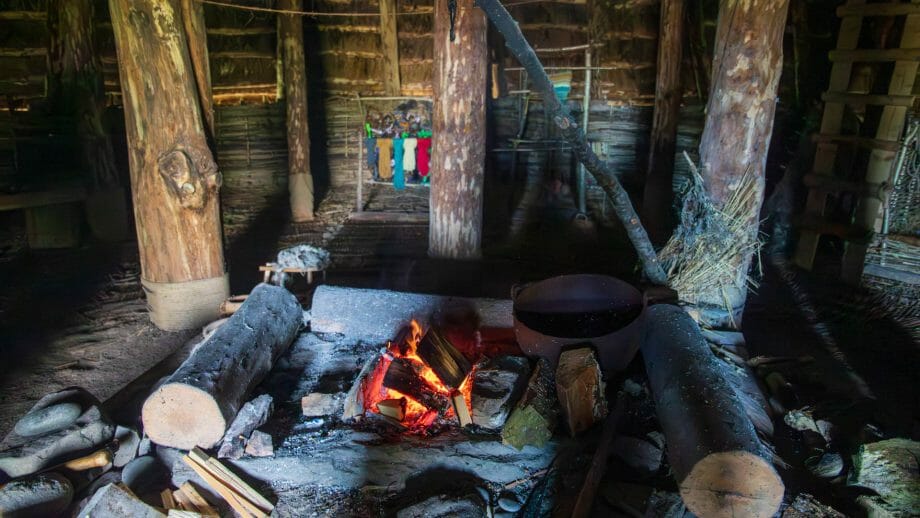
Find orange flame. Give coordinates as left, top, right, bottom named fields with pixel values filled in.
left=365, top=320, right=475, bottom=430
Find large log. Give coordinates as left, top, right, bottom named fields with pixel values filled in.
left=642, top=304, right=783, bottom=518
left=641, top=0, right=685, bottom=245
left=695, top=0, right=790, bottom=323
left=279, top=0, right=315, bottom=222
left=309, top=285, right=512, bottom=345
left=429, top=0, right=487, bottom=259
left=108, top=0, right=229, bottom=330
left=141, top=284, right=302, bottom=450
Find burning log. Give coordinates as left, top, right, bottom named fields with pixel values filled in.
left=502, top=358, right=558, bottom=450
left=417, top=328, right=472, bottom=389
left=642, top=304, right=784, bottom=518
left=556, top=348, right=608, bottom=436
left=383, top=358, right=451, bottom=414
left=141, top=284, right=302, bottom=450
left=450, top=392, right=472, bottom=427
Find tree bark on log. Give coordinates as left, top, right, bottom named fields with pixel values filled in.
left=642, top=0, right=685, bottom=245
left=695, top=0, right=789, bottom=320
left=475, top=0, right=666, bottom=284
left=47, top=0, right=118, bottom=190
left=108, top=0, right=229, bottom=330
left=279, top=0, right=315, bottom=222
left=429, top=0, right=487, bottom=259
left=181, top=0, right=214, bottom=141
left=142, top=284, right=302, bottom=450
left=642, top=304, right=783, bottom=518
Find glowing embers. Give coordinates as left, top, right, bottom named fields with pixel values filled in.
left=361, top=321, right=475, bottom=432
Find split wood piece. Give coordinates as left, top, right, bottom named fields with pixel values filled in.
left=171, top=488, right=197, bottom=512
left=168, top=511, right=204, bottom=518
left=342, top=354, right=384, bottom=420
left=188, top=448, right=274, bottom=513
left=217, top=394, right=274, bottom=460
left=451, top=391, right=472, bottom=427
left=218, top=295, right=248, bottom=316
left=474, top=0, right=666, bottom=285
left=182, top=450, right=272, bottom=518
left=161, top=489, right=177, bottom=510
left=502, top=358, right=559, bottom=450
left=417, top=327, right=472, bottom=389
left=376, top=398, right=407, bottom=421
left=178, top=482, right=219, bottom=517
left=642, top=304, right=784, bottom=518
left=142, top=283, right=302, bottom=449
left=63, top=448, right=112, bottom=471
left=383, top=358, right=451, bottom=413
left=555, top=348, right=608, bottom=436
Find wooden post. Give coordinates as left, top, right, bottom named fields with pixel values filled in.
left=47, top=0, right=128, bottom=242
left=181, top=0, right=214, bottom=141
left=108, top=0, right=229, bottom=331
left=378, top=0, right=401, bottom=96
left=279, top=0, right=315, bottom=222
left=696, top=0, right=790, bottom=323
left=642, top=0, right=685, bottom=245
left=429, top=0, right=488, bottom=259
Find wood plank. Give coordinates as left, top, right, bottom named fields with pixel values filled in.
left=0, top=186, right=87, bottom=211
left=209, top=50, right=275, bottom=59
left=0, top=11, right=45, bottom=21
left=0, top=48, right=46, bottom=57
left=206, top=27, right=274, bottom=36
left=837, top=3, right=920, bottom=17
left=820, top=91, right=915, bottom=106
left=802, top=173, right=889, bottom=197
left=829, top=48, right=920, bottom=62
left=810, top=133, right=901, bottom=151
left=378, top=0, right=401, bottom=95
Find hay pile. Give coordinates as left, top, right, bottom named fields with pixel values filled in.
left=658, top=152, right=762, bottom=314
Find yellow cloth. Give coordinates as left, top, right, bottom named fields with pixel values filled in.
left=377, top=138, right=393, bottom=179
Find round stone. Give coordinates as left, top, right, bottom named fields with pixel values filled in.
left=13, top=403, right=82, bottom=438
left=497, top=491, right=523, bottom=512
left=0, top=472, right=73, bottom=517
left=806, top=452, right=844, bottom=478
left=121, top=456, right=168, bottom=498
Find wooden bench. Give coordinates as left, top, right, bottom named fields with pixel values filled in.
left=0, top=185, right=88, bottom=249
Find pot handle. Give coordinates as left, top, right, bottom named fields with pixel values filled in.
left=510, top=282, right=530, bottom=301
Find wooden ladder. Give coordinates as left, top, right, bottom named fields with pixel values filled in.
left=793, top=0, right=920, bottom=282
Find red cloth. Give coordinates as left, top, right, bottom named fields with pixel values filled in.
left=417, top=138, right=432, bottom=176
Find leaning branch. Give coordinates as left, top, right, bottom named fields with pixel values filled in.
left=475, top=0, right=667, bottom=285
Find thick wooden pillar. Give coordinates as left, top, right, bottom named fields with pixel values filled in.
left=429, top=0, right=487, bottom=259
left=109, top=0, right=229, bottom=331
left=697, top=0, right=789, bottom=324
left=279, top=0, right=315, bottom=222
left=642, top=0, right=684, bottom=245
left=181, top=0, right=214, bottom=140
left=378, top=0, right=401, bottom=95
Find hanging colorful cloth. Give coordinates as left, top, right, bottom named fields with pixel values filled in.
left=364, top=137, right=377, bottom=178
left=417, top=137, right=432, bottom=177
left=392, top=137, right=405, bottom=190
left=403, top=138, right=418, bottom=174
left=377, top=138, right=393, bottom=180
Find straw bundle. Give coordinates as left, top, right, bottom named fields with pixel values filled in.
left=658, top=152, right=762, bottom=312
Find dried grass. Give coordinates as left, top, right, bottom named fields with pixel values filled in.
left=658, top=152, right=762, bottom=313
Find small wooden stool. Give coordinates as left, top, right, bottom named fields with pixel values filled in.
left=259, top=263, right=327, bottom=286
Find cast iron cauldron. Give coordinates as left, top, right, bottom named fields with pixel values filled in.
left=512, top=274, right=645, bottom=371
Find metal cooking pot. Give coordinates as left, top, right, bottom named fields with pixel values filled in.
left=512, top=274, right=645, bottom=371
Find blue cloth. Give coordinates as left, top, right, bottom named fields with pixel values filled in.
left=392, top=137, right=405, bottom=190
left=365, top=137, right=377, bottom=174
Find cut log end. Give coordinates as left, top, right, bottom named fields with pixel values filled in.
left=141, top=383, right=226, bottom=450
left=679, top=451, right=784, bottom=518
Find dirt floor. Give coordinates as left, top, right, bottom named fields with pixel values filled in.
left=0, top=182, right=917, bottom=514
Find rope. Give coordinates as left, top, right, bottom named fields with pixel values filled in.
left=197, top=0, right=544, bottom=17
left=142, top=274, right=229, bottom=332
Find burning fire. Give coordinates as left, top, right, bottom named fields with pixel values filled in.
left=363, top=320, right=474, bottom=430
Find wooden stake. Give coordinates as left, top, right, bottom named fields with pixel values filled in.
left=429, top=0, right=488, bottom=259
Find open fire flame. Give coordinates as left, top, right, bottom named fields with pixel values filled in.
left=363, top=320, right=474, bottom=430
